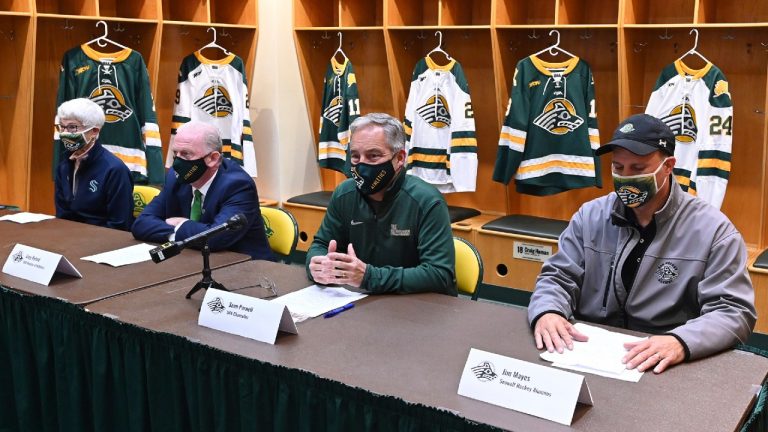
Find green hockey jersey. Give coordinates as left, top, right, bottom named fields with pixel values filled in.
left=166, top=51, right=257, bottom=176
left=493, top=55, right=601, bottom=196
left=54, top=44, right=163, bottom=185
left=318, top=57, right=359, bottom=176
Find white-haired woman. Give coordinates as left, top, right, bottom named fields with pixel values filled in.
left=54, top=98, right=134, bottom=230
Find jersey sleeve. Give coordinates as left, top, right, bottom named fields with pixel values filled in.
left=53, top=51, right=76, bottom=175
left=135, top=54, right=164, bottom=185
left=585, top=66, right=601, bottom=188
left=698, top=70, right=733, bottom=208
left=167, top=58, right=194, bottom=168
left=403, top=61, right=422, bottom=154
left=493, top=59, right=530, bottom=184
left=448, top=63, right=477, bottom=192
left=336, top=63, right=359, bottom=177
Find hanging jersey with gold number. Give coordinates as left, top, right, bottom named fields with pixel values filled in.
left=645, top=60, right=732, bottom=209
left=166, top=51, right=257, bottom=176
left=318, top=57, right=360, bottom=176
left=493, top=55, right=600, bottom=196
left=403, top=56, right=477, bottom=193
left=54, top=44, right=163, bottom=185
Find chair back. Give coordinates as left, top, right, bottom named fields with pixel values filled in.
left=454, top=237, right=484, bottom=299
left=261, top=207, right=299, bottom=259
left=133, top=185, right=160, bottom=217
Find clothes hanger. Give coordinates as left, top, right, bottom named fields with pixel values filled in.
left=532, top=30, right=575, bottom=58
left=426, top=30, right=452, bottom=62
left=677, top=29, right=711, bottom=65
left=84, top=20, right=129, bottom=51
left=332, top=31, right=348, bottom=63
left=199, top=27, right=231, bottom=56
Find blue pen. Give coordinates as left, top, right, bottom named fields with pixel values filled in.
left=324, top=303, right=355, bottom=318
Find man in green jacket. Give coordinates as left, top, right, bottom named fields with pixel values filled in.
left=306, top=112, right=457, bottom=295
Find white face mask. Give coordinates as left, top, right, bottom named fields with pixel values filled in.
left=612, top=157, right=669, bottom=208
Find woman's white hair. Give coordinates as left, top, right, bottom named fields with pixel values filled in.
left=57, top=98, right=105, bottom=129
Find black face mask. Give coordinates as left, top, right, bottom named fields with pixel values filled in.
left=351, top=157, right=396, bottom=195
left=172, top=155, right=208, bottom=184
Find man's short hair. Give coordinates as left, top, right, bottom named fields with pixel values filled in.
left=350, top=113, right=406, bottom=153
left=176, top=122, right=223, bottom=153
left=57, top=98, right=105, bottom=129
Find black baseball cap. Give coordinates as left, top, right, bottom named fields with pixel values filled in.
left=595, top=114, right=675, bottom=156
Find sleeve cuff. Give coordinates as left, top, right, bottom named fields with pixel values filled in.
left=530, top=310, right=568, bottom=331
left=666, top=332, right=692, bottom=362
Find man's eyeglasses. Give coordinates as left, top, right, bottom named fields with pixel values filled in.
left=56, top=124, right=86, bottom=133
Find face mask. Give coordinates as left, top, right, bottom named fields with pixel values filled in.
left=172, top=155, right=209, bottom=184
left=60, top=128, right=93, bottom=152
left=351, top=157, right=396, bottom=195
left=613, top=158, right=669, bottom=208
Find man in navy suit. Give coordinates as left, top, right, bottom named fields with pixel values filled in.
left=132, top=122, right=274, bottom=261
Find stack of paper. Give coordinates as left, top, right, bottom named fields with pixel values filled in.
left=0, top=212, right=55, bottom=223
left=271, top=285, right=367, bottom=322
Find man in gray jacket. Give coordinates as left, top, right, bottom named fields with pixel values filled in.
left=528, top=113, right=755, bottom=374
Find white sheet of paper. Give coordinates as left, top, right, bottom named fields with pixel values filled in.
left=0, top=212, right=55, bottom=223
left=539, top=323, right=645, bottom=382
left=270, top=284, right=367, bottom=322
left=81, top=243, right=156, bottom=267
left=458, top=348, right=592, bottom=426
left=199, top=288, right=298, bottom=344
left=2, top=243, right=82, bottom=285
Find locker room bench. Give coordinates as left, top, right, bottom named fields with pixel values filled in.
left=749, top=248, right=768, bottom=333
left=475, top=215, right=568, bottom=292
left=283, top=191, right=480, bottom=252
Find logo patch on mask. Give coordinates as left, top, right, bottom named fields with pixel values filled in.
left=533, top=98, right=584, bottom=135
left=416, top=93, right=451, bottom=128
left=655, top=261, right=679, bottom=284
left=90, top=85, right=134, bottom=122
left=390, top=224, right=411, bottom=236
left=194, top=85, right=234, bottom=118
left=661, top=103, right=697, bottom=143
left=616, top=185, right=648, bottom=208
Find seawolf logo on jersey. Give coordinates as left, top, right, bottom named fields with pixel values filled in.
left=533, top=98, right=584, bottom=135
left=416, top=94, right=451, bottom=129
left=661, top=103, right=697, bottom=143
left=323, top=96, right=343, bottom=127
left=194, top=85, right=234, bottom=118
left=89, top=85, right=134, bottom=122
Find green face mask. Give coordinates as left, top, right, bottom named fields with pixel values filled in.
left=612, top=158, right=669, bottom=208
left=172, top=155, right=209, bottom=184
left=60, top=128, right=93, bottom=152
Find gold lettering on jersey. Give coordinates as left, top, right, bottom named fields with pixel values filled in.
left=533, top=98, right=584, bottom=135
left=194, top=85, right=234, bottom=118
left=75, top=65, right=91, bottom=76
left=528, top=80, right=541, bottom=88
left=661, top=103, right=697, bottom=143
left=89, top=85, right=134, bottom=123
left=416, top=94, right=451, bottom=129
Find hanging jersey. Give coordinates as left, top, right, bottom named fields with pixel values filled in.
left=318, top=57, right=359, bottom=175
left=403, top=56, right=477, bottom=193
left=493, top=55, right=600, bottom=196
left=645, top=60, right=732, bottom=208
left=166, top=51, right=257, bottom=176
left=54, top=44, right=163, bottom=185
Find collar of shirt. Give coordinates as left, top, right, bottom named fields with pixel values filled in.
left=192, top=169, right=218, bottom=202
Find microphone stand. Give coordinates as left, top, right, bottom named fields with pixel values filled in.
left=185, top=240, right=227, bottom=299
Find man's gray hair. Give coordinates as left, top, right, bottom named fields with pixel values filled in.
left=57, top=98, right=105, bottom=129
left=176, top=122, right=223, bottom=153
left=349, top=113, right=405, bottom=153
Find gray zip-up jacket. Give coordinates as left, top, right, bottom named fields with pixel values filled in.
left=528, top=178, right=756, bottom=360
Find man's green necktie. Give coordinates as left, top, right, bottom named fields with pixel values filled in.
left=190, top=190, right=203, bottom=222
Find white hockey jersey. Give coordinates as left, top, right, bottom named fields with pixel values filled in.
left=403, top=56, right=477, bottom=193
left=166, top=51, right=257, bottom=176
left=646, top=59, right=732, bottom=208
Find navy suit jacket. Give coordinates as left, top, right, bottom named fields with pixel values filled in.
left=132, top=159, right=274, bottom=261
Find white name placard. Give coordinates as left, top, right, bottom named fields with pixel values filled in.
left=199, top=288, right=298, bottom=344
left=458, top=348, right=592, bottom=426
left=513, top=241, right=552, bottom=262
left=2, top=243, right=82, bottom=286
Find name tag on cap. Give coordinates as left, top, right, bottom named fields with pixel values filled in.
left=199, top=288, right=298, bottom=344
left=2, top=243, right=82, bottom=286
left=458, top=348, right=593, bottom=426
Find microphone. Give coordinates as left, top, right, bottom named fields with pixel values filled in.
left=149, top=213, right=248, bottom=263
